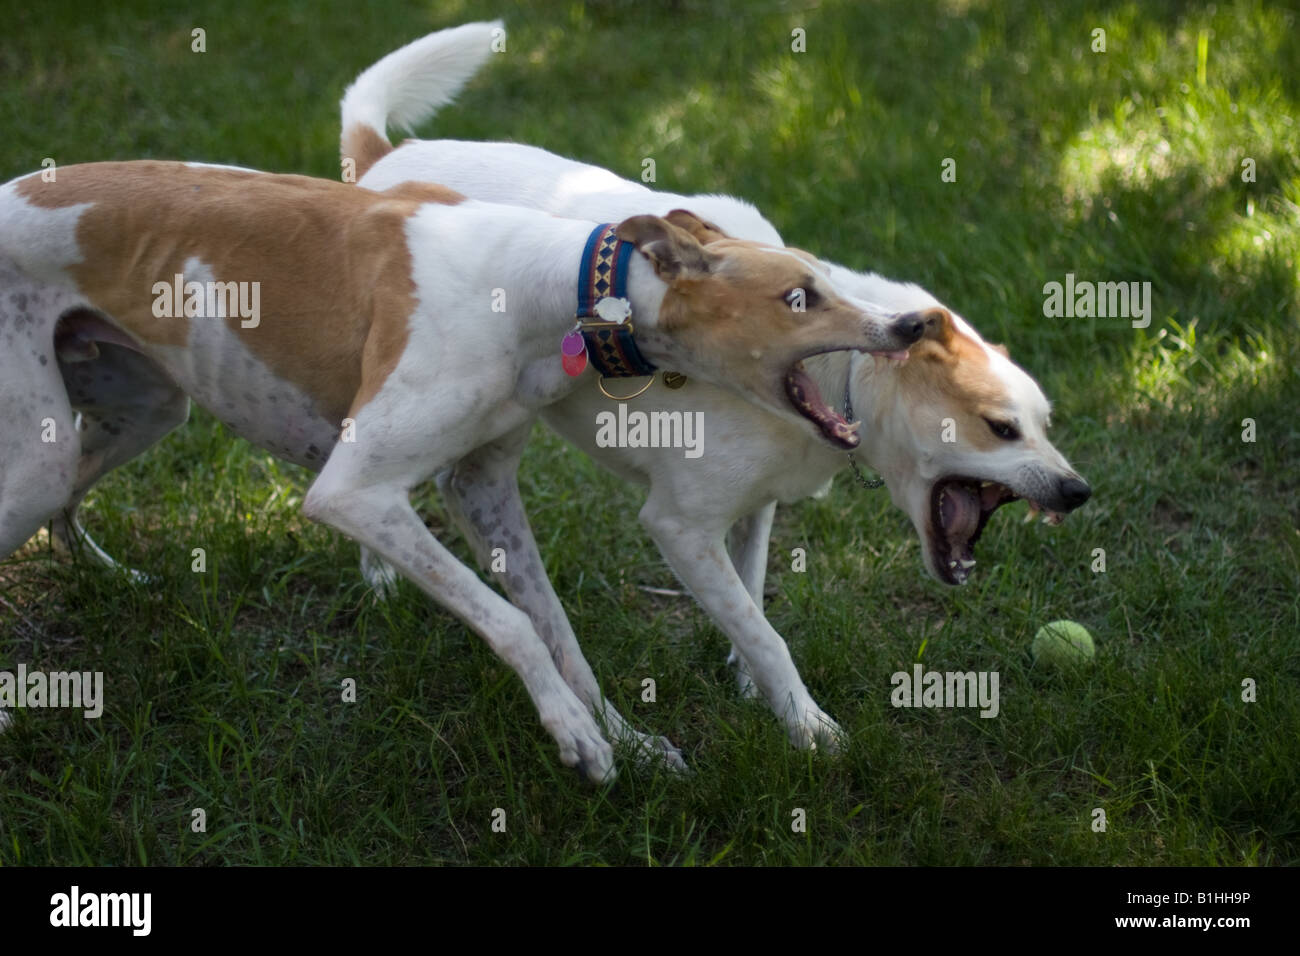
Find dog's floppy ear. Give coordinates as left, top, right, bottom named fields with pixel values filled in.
left=616, top=214, right=714, bottom=280
left=663, top=209, right=731, bottom=244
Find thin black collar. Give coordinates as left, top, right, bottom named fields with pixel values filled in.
left=844, top=361, right=884, bottom=490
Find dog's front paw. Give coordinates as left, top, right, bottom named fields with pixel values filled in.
left=789, top=708, right=845, bottom=754
left=541, top=700, right=616, bottom=784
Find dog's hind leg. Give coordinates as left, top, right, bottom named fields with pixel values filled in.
left=0, top=277, right=85, bottom=732
left=47, top=327, right=190, bottom=579
left=436, top=423, right=688, bottom=772
left=724, top=501, right=776, bottom=699
left=0, top=400, right=78, bottom=562
left=0, top=305, right=83, bottom=563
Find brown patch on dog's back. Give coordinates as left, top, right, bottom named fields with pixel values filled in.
left=18, top=162, right=461, bottom=424
left=374, top=180, right=466, bottom=205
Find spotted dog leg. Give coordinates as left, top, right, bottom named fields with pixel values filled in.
left=305, top=427, right=617, bottom=784
left=436, top=423, right=688, bottom=772
left=0, top=281, right=85, bottom=732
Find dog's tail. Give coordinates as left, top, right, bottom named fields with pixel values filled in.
left=340, top=20, right=503, bottom=181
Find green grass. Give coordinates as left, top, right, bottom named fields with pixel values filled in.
left=2, top=0, right=1297, bottom=865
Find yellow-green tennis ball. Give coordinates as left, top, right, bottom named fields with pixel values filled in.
left=1032, top=620, right=1095, bottom=668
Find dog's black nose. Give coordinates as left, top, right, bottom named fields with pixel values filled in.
left=892, top=312, right=926, bottom=344
left=1058, top=477, right=1091, bottom=509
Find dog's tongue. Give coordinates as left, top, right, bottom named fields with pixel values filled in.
left=939, top=484, right=981, bottom=538
left=785, top=363, right=860, bottom=448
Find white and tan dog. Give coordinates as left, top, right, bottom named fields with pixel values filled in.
left=0, top=161, right=927, bottom=779
left=336, top=22, right=1092, bottom=754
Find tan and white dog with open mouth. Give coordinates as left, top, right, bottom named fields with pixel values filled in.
left=336, top=22, right=1092, bottom=758
left=0, top=161, right=926, bottom=780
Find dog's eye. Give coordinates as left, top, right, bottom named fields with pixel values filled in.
left=985, top=419, right=1020, bottom=441
left=784, top=286, right=821, bottom=310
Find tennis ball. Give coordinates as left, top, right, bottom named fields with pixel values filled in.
left=1032, top=620, right=1095, bottom=668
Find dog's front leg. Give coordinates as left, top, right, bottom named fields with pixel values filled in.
left=436, top=426, right=687, bottom=771
left=303, top=469, right=615, bottom=783
left=724, top=501, right=777, bottom=700
left=640, top=495, right=843, bottom=752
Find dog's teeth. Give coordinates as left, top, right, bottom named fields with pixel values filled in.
left=959, top=558, right=976, bottom=568
left=949, top=560, right=958, bottom=569
left=981, top=481, right=993, bottom=488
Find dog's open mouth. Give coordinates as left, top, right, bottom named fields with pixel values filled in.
left=784, top=350, right=909, bottom=449
left=929, top=477, right=1065, bottom=585
left=784, top=361, right=858, bottom=448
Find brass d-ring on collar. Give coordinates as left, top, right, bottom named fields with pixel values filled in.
left=597, top=374, right=656, bottom=401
